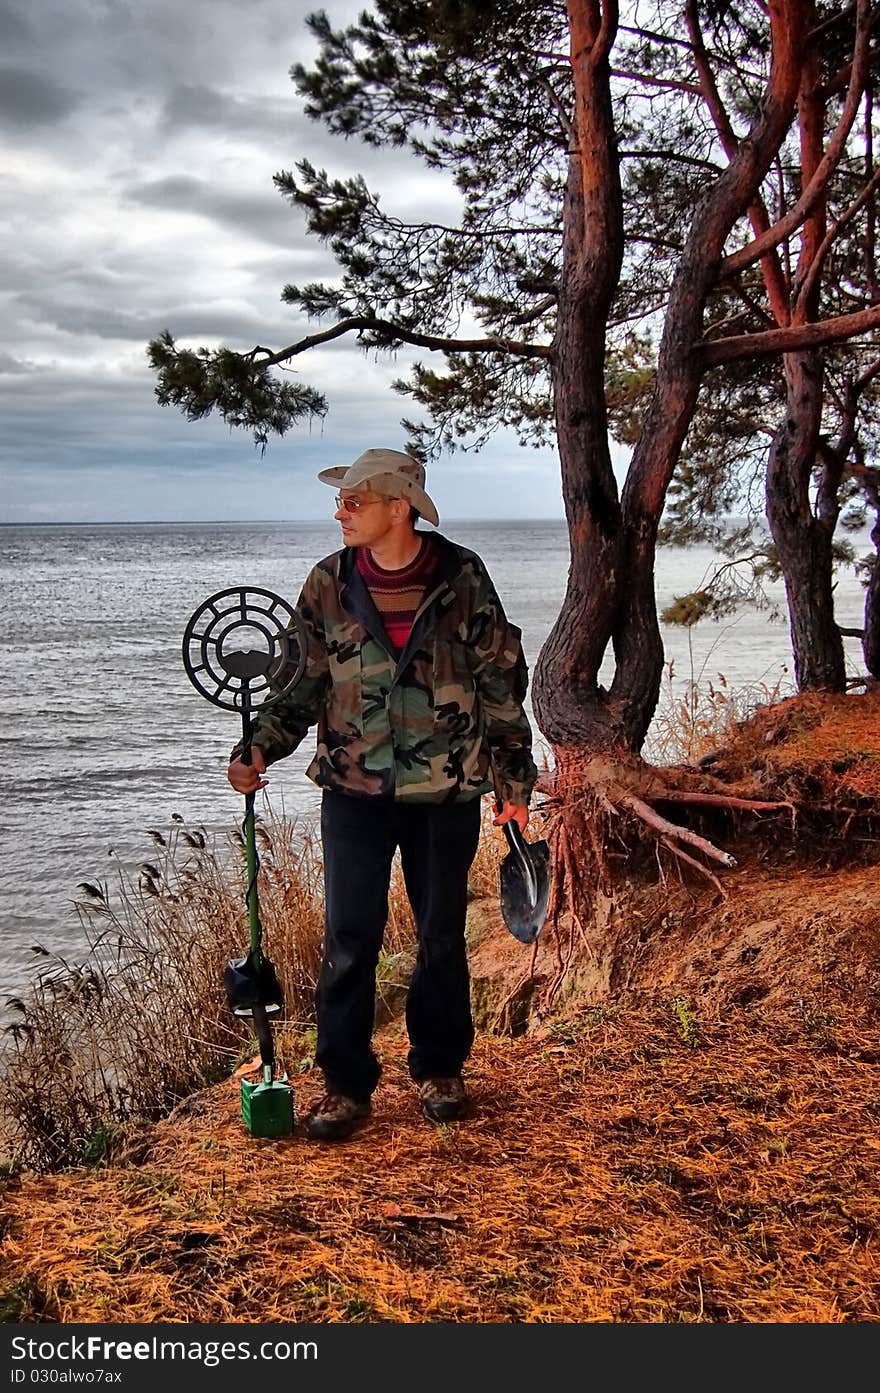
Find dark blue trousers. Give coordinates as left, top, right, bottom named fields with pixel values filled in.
left=315, top=789, right=482, bottom=1101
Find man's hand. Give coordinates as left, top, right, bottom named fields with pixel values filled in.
left=493, top=801, right=529, bottom=833
left=227, top=747, right=268, bottom=795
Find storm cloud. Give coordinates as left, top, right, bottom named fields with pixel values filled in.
left=0, top=66, right=82, bottom=128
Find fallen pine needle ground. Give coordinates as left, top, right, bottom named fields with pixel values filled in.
left=2, top=998, right=878, bottom=1323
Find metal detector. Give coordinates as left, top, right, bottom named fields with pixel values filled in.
left=182, top=586, right=308, bottom=1138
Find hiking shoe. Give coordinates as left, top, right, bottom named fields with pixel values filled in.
left=418, top=1075, right=467, bottom=1123
left=305, top=1092, right=371, bottom=1141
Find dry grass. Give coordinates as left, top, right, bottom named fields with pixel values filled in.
left=735, top=689, right=880, bottom=799
left=0, top=801, right=504, bottom=1174
left=666, top=688, right=880, bottom=858
left=646, top=662, right=792, bottom=765
left=1, top=996, right=878, bottom=1323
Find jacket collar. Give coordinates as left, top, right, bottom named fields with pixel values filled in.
left=337, top=532, right=462, bottom=669
left=337, top=531, right=463, bottom=588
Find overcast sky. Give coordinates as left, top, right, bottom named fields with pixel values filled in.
left=0, top=0, right=567, bottom=523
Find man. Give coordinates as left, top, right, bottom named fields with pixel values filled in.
left=227, top=448, right=537, bottom=1141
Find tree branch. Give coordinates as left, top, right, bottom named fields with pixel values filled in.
left=702, top=303, right=880, bottom=366
left=620, top=148, right=722, bottom=172
left=509, top=294, right=558, bottom=326
left=809, top=0, right=858, bottom=44
left=856, top=354, right=880, bottom=392
left=611, top=67, right=702, bottom=95
left=795, top=164, right=880, bottom=313
left=617, top=23, right=693, bottom=53
left=685, top=0, right=739, bottom=157
left=686, top=0, right=789, bottom=323
left=250, top=317, right=553, bottom=367
left=593, top=0, right=619, bottom=69
left=538, top=72, right=576, bottom=143
left=721, top=0, right=875, bottom=279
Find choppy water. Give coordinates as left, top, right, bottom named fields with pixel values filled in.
left=0, top=520, right=871, bottom=999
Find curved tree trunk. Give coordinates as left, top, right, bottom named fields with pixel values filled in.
left=765, top=28, right=846, bottom=693
left=534, top=0, right=810, bottom=758
left=532, top=1, right=625, bottom=753
left=612, top=0, right=809, bottom=748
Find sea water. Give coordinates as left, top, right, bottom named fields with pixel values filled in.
left=0, top=520, right=871, bottom=999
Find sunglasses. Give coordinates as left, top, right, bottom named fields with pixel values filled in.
left=334, top=493, right=388, bottom=514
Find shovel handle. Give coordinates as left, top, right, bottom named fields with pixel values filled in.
left=495, top=799, right=526, bottom=854
left=503, top=820, right=522, bottom=854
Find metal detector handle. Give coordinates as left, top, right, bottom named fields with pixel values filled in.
left=236, top=702, right=257, bottom=768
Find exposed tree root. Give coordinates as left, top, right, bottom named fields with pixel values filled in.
left=619, top=793, right=737, bottom=867
left=658, top=835, right=726, bottom=897
left=486, top=693, right=880, bottom=1030
left=652, top=790, right=797, bottom=821
left=490, top=937, right=541, bottom=1036
left=517, top=748, right=798, bottom=1015
left=544, top=820, right=594, bottom=1010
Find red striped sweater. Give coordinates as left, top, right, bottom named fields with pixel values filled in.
left=356, top=536, right=437, bottom=656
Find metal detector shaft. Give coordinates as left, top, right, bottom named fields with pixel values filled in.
left=239, top=705, right=262, bottom=963
left=253, top=1002, right=274, bottom=1087
left=239, top=712, right=273, bottom=1085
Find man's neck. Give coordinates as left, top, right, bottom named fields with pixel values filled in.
left=367, top=528, right=422, bottom=571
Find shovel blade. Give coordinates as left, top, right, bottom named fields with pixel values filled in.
left=499, top=832, right=551, bottom=944
left=240, top=1076, right=295, bottom=1137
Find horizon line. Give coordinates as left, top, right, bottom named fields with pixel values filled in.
left=0, top=516, right=569, bottom=527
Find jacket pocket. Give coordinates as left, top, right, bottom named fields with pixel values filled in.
left=326, top=628, right=364, bottom=736
left=432, top=639, right=478, bottom=735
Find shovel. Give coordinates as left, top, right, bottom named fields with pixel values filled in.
left=496, top=803, right=551, bottom=944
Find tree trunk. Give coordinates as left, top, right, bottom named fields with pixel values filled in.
left=765, top=30, right=846, bottom=693
left=535, top=0, right=809, bottom=757
left=865, top=505, right=880, bottom=679
left=532, top=1, right=626, bottom=752
left=765, top=357, right=846, bottom=690
left=612, top=0, right=809, bottom=747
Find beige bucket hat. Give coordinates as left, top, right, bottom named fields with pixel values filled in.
left=317, top=447, right=440, bottom=526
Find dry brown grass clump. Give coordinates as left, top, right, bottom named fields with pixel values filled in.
left=1, top=996, right=878, bottom=1323
left=646, top=664, right=793, bottom=766
left=676, top=688, right=880, bottom=857
left=749, top=689, right=880, bottom=799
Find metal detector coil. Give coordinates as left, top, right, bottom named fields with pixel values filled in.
left=182, top=585, right=308, bottom=1138
left=182, top=585, right=307, bottom=714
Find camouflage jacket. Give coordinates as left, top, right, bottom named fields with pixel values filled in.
left=241, top=533, right=538, bottom=806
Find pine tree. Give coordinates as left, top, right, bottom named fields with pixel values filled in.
left=149, top=1, right=880, bottom=933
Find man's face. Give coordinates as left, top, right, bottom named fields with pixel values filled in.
left=334, top=489, right=399, bottom=547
